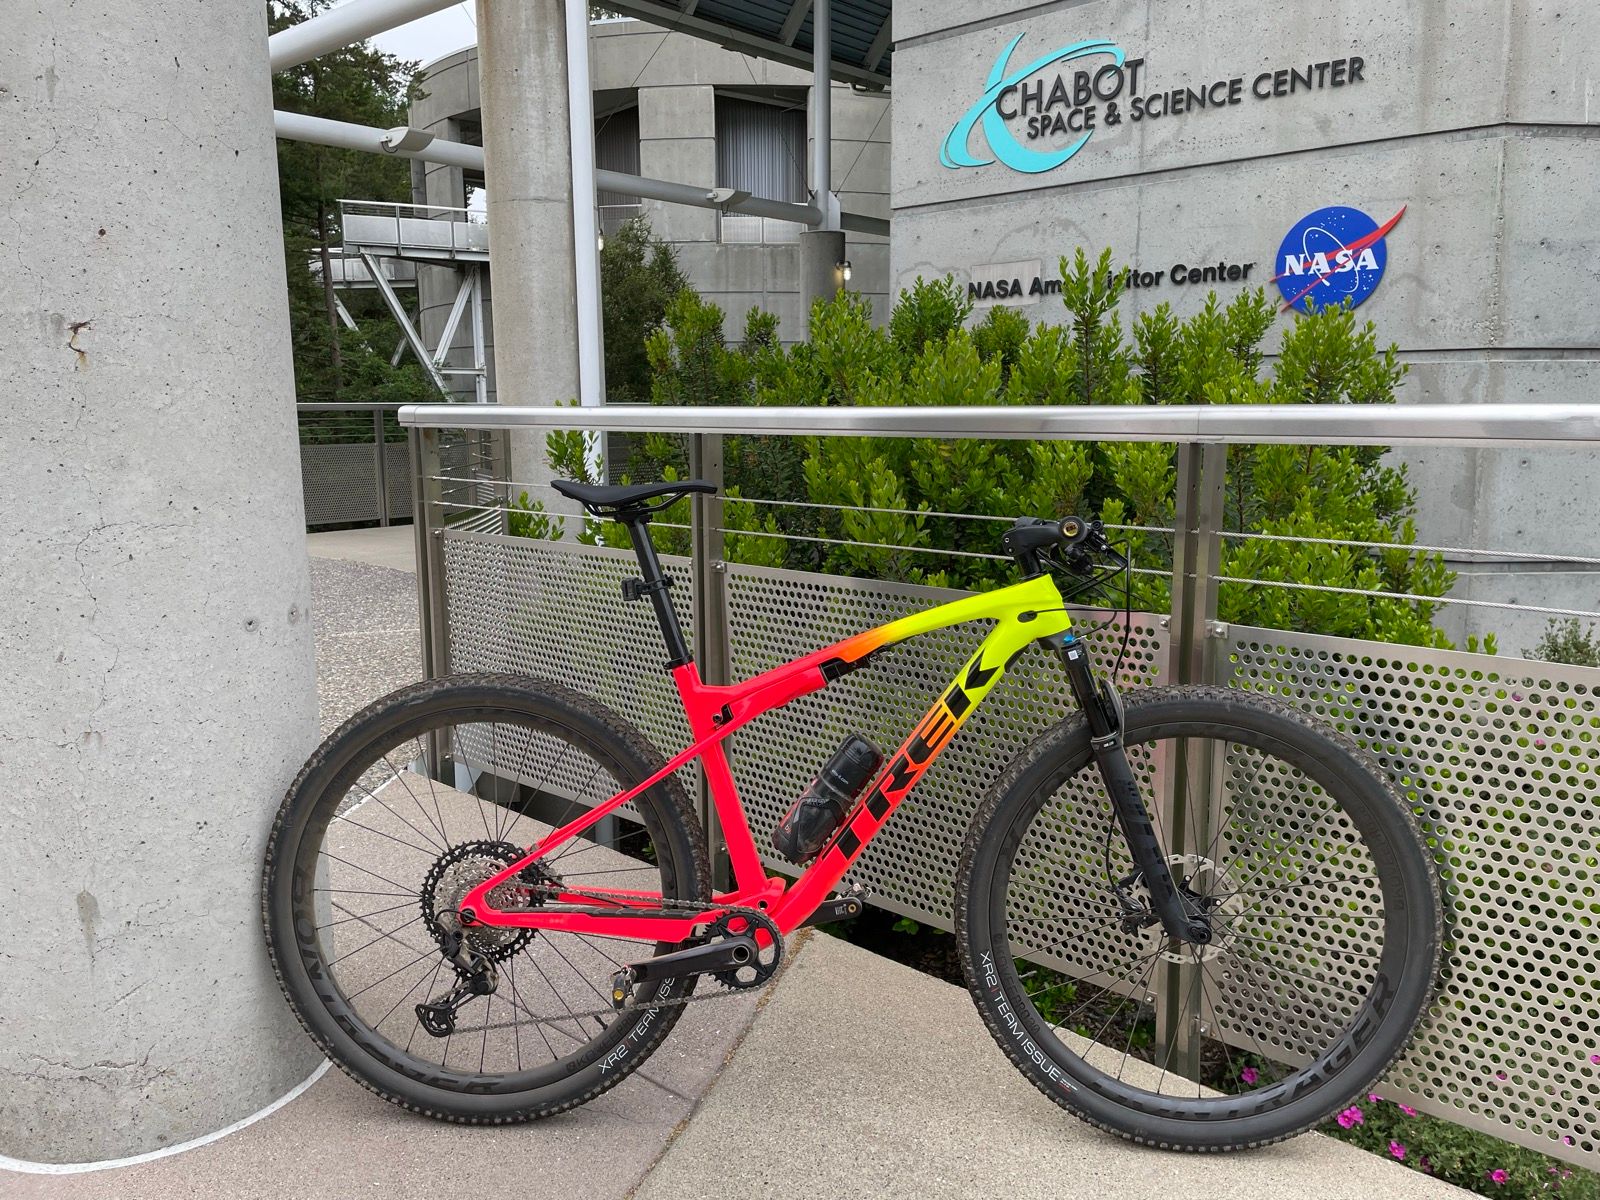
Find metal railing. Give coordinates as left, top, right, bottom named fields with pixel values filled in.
left=339, top=199, right=490, bottom=261
left=399, top=401, right=1600, bottom=1169
left=298, top=403, right=410, bottom=528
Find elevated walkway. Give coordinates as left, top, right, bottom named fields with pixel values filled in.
left=341, top=200, right=489, bottom=264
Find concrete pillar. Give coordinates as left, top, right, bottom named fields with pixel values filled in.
left=0, top=0, right=320, bottom=1163
left=476, top=0, right=581, bottom=500
left=800, top=229, right=849, bottom=332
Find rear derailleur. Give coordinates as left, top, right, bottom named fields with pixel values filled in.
left=415, top=927, right=499, bottom=1038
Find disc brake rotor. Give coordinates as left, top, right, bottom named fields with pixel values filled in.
left=1141, top=853, right=1246, bottom=964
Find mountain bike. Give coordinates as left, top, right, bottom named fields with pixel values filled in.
left=262, top=477, right=1442, bottom=1151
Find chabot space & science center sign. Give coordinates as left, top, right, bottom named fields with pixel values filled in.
left=941, top=34, right=1402, bottom=315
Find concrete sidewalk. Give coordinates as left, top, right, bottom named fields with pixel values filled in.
left=636, top=931, right=1470, bottom=1200
left=307, top=524, right=417, bottom=574
left=5, top=931, right=1469, bottom=1199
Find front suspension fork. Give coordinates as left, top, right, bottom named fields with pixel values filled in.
left=1055, top=637, right=1210, bottom=945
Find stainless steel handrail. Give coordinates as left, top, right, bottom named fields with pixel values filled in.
left=396, top=401, right=1600, bottom=447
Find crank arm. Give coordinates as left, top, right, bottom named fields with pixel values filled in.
left=610, top=934, right=760, bottom=1008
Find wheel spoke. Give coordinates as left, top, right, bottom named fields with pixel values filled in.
left=985, top=702, right=1426, bottom=1139
left=278, top=694, right=695, bottom=1099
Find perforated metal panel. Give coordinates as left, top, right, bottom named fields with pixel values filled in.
left=1224, top=626, right=1600, bottom=1166
left=384, top=442, right=412, bottom=519
left=722, top=562, right=1169, bottom=929
left=301, top=443, right=381, bottom=527
left=427, top=529, right=1600, bottom=1168
left=439, top=532, right=694, bottom=781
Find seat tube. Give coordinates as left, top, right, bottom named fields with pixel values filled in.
left=627, top=517, right=693, bottom=668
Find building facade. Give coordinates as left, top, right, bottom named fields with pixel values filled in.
left=890, top=0, right=1599, bottom=648
left=405, top=18, right=891, bottom=410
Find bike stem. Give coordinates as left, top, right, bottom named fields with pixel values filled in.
left=1054, top=637, right=1211, bottom=946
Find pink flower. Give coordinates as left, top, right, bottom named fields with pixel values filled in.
left=1399, top=1103, right=1418, bottom=1116
left=1495, top=1070, right=1508, bottom=1081
left=1369, top=1092, right=1383, bottom=1102
left=1535, top=738, right=1547, bottom=749
left=1389, top=1141, right=1406, bottom=1160
left=1590, top=1054, right=1600, bottom=1065
left=1336, top=1106, right=1364, bottom=1129
left=1240, top=1066, right=1259, bottom=1085
left=1490, top=1169, right=1510, bottom=1184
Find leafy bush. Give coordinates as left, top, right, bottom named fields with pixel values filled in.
left=562, top=251, right=1456, bottom=645
left=601, top=217, right=689, bottom=405
left=1527, top=619, right=1600, bottom=667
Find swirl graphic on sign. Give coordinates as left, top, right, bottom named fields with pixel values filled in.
left=940, top=34, right=1126, bottom=174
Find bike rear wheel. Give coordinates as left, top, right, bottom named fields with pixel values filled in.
left=262, top=675, right=709, bottom=1123
left=956, top=685, right=1441, bottom=1151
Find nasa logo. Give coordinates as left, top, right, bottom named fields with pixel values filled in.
left=1274, top=205, right=1405, bottom=314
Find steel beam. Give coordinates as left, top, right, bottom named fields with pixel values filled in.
left=361, top=250, right=449, bottom=393
left=811, top=0, right=838, bottom=231
left=271, top=110, right=893, bottom=235
left=269, top=0, right=462, bottom=72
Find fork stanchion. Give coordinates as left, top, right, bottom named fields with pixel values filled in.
left=688, top=432, right=733, bottom=890
left=1155, top=441, right=1228, bottom=1082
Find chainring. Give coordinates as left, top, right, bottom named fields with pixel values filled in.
left=705, top=909, right=784, bottom=990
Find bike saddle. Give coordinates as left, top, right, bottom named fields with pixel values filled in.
left=551, top=478, right=717, bottom=516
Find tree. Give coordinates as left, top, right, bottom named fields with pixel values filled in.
left=599, top=217, right=688, bottom=404
left=269, top=0, right=431, bottom=406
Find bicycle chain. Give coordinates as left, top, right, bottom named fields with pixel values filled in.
left=437, top=885, right=785, bottom=1035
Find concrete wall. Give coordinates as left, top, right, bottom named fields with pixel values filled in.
left=0, top=0, right=321, bottom=1161
left=890, top=0, right=1600, bottom=650
left=406, top=19, right=893, bottom=368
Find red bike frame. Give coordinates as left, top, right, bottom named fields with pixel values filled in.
left=458, top=572, right=1074, bottom=944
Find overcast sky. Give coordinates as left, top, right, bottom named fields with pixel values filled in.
left=346, top=0, right=479, bottom=67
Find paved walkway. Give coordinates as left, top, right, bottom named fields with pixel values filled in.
left=2, top=528, right=1469, bottom=1198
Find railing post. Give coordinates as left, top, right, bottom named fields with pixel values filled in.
left=1156, top=440, right=1228, bottom=1079
left=410, top=427, right=451, bottom=683
left=688, top=432, right=731, bottom=888
left=373, top=406, right=390, bottom=527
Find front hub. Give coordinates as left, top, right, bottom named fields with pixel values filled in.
left=1141, top=853, right=1245, bottom=964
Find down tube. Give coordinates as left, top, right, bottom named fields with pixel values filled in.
left=772, top=615, right=1069, bottom=932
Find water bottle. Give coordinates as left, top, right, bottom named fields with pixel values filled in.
left=771, top=734, right=883, bottom=863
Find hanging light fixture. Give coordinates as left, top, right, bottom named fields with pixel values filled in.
left=837, top=259, right=853, bottom=283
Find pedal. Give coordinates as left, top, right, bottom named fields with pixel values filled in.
left=610, top=968, right=635, bottom=1011
left=800, top=894, right=865, bottom=927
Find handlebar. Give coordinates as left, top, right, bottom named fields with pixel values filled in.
left=1002, top=515, right=1112, bottom=577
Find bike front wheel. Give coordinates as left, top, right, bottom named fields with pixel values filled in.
left=955, top=685, right=1441, bottom=1151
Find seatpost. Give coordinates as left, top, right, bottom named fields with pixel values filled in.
left=622, top=514, right=693, bottom=670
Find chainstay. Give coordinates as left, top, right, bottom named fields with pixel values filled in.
left=442, top=888, right=784, bottom=1034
